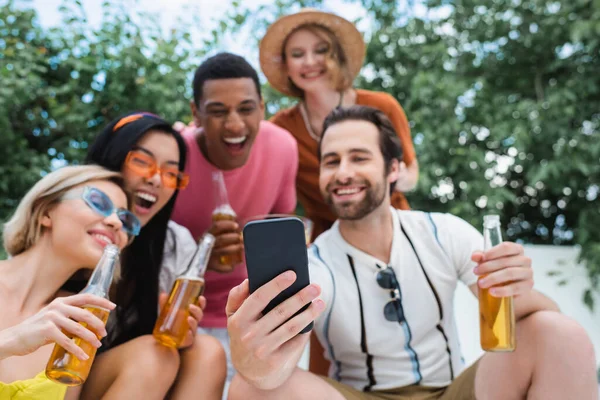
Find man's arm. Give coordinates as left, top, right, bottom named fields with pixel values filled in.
left=513, top=290, right=560, bottom=320
left=469, top=242, right=560, bottom=321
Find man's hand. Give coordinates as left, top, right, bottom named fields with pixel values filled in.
left=207, top=219, right=244, bottom=273
left=158, top=292, right=206, bottom=349
left=172, top=120, right=195, bottom=132
left=472, top=242, right=534, bottom=297
left=226, top=272, right=325, bottom=390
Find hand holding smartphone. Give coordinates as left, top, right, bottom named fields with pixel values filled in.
left=243, top=217, right=313, bottom=334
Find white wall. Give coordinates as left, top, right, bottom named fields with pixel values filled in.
left=300, top=245, right=600, bottom=371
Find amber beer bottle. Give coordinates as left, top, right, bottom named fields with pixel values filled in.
left=153, top=233, right=216, bottom=348
left=478, top=215, right=516, bottom=352
left=211, top=171, right=243, bottom=266
left=45, top=244, right=120, bottom=386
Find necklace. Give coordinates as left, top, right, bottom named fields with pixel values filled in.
left=300, top=91, right=344, bottom=142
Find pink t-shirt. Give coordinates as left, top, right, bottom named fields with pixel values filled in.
left=172, top=121, right=299, bottom=327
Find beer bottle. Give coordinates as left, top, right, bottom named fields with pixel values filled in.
left=153, top=233, right=215, bottom=348
left=211, top=171, right=244, bottom=266
left=45, top=244, right=120, bottom=386
left=478, top=215, right=516, bottom=352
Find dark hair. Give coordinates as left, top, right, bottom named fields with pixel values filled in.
left=85, top=112, right=187, bottom=350
left=318, top=105, right=403, bottom=194
left=192, top=52, right=262, bottom=106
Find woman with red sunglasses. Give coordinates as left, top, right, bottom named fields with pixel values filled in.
left=80, top=112, right=227, bottom=399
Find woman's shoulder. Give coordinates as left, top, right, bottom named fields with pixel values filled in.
left=355, top=88, right=398, bottom=107
left=161, top=221, right=197, bottom=288
left=269, top=104, right=302, bottom=126
left=164, top=220, right=196, bottom=256
left=166, top=220, right=194, bottom=244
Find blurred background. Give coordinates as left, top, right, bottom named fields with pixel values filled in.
left=1, top=0, right=599, bottom=377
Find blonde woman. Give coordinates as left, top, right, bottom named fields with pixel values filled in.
left=0, top=165, right=178, bottom=400
left=260, top=9, right=419, bottom=240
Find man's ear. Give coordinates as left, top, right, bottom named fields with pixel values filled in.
left=259, top=98, right=265, bottom=119
left=190, top=100, right=201, bottom=127
left=387, top=158, right=400, bottom=184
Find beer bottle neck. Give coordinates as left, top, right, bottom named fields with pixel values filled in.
left=83, top=245, right=119, bottom=298
left=483, top=214, right=502, bottom=250
left=483, top=224, right=503, bottom=250
left=212, top=171, right=231, bottom=208
left=182, top=234, right=216, bottom=279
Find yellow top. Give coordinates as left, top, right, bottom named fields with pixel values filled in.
left=0, top=371, right=66, bottom=400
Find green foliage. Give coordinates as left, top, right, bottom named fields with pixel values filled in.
left=0, top=0, right=209, bottom=222
left=249, top=0, right=600, bottom=306
left=249, top=0, right=598, bottom=230
left=1, top=0, right=598, bottom=307
left=356, top=0, right=599, bottom=255
left=0, top=5, right=51, bottom=222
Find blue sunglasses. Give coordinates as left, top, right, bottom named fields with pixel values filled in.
left=62, top=186, right=141, bottom=237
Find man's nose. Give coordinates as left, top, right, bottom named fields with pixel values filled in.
left=224, top=112, right=244, bottom=134
left=335, top=159, right=354, bottom=182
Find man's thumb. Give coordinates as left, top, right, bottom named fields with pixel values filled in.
left=225, top=279, right=250, bottom=317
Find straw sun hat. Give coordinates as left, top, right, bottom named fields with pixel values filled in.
left=259, top=9, right=366, bottom=97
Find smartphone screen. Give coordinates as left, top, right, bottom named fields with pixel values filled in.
left=243, top=217, right=313, bottom=333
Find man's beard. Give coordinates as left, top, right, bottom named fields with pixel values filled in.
left=324, top=179, right=387, bottom=221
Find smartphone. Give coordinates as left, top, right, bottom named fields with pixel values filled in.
left=243, top=216, right=313, bottom=334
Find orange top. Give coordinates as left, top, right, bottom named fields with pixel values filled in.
left=270, top=89, right=417, bottom=239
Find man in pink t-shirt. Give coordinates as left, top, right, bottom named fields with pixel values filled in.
left=171, top=52, right=298, bottom=382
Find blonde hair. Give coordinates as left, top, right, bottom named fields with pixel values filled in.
left=3, top=165, right=127, bottom=257
left=283, top=23, right=353, bottom=98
